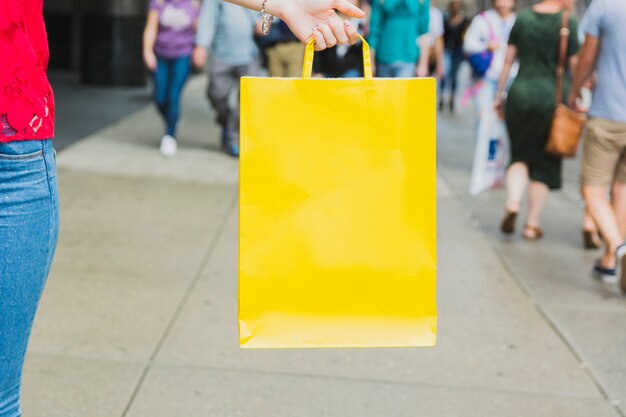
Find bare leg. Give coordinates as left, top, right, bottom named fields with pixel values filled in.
left=524, top=181, right=549, bottom=238
left=505, top=162, right=529, bottom=212
left=582, top=207, right=598, bottom=231
left=584, top=185, right=623, bottom=267
left=582, top=195, right=602, bottom=248
left=611, top=181, right=626, bottom=239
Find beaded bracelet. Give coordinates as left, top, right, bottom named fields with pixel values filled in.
left=261, top=0, right=274, bottom=35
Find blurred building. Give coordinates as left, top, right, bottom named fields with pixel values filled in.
left=45, top=0, right=147, bottom=86
left=44, top=0, right=592, bottom=86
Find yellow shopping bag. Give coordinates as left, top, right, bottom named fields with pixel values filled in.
left=239, top=37, right=437, bottom=348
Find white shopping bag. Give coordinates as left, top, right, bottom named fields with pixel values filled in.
left=469, top=110, right=509, bottom=195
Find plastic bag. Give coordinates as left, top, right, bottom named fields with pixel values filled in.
left=469, top=110, right=509, bottom=195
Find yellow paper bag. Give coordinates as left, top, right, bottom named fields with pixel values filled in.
left=239, top=37, right=437, bottom=348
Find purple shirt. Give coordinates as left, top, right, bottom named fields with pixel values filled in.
left=150, top=0, right=199, bottom=58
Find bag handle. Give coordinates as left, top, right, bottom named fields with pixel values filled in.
left=301, top=34, right=373, bottom=80
left=555, top=11, right=570, bottom=106
left=480, top=12, right=496, bottom=42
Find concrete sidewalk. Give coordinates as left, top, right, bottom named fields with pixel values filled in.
left=22, top=76, right=625, bottom=417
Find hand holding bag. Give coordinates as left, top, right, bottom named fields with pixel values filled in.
left=545, top=11, right=587, bottom=158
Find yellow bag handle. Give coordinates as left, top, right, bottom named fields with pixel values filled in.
left=301, top=34, right=373, bottom=80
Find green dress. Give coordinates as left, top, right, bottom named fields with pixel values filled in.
left=505, top=9, right=579, bottom=189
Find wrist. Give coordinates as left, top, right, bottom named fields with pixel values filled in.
left=264, top=0, right=285, bottom=20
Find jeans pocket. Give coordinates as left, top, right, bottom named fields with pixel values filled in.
left=0, top=149, right=44, bottom=161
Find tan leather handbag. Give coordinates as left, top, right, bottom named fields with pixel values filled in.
left=545, top=11, right=587, bottom=158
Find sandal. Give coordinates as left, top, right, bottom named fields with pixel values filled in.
left=583, top=229, right=602, bottom=250
left=500, top=210, right=518, bottom=234
left=523, top=225, right=544, bottom=240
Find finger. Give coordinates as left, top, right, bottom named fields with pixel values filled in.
left=344, top=20, right=359, bottom=44
left=316, top=23, right=337, bottom=48
left=332, top=0, right=366, bottom=19
left=326, top=17, right=349, bottom=44
left=312, top=28, right=327, bottom=51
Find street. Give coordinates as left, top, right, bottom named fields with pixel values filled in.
left=21, top=73, right=626, bottom=417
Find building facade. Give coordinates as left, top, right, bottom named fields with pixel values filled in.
left=45, top=0, right=148, bottom=85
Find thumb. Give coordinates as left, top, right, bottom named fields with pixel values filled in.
left=332, top=0, right=366, bottom=19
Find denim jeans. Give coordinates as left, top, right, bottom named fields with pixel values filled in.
left=154, top=55, right=192, bottom=138
left=376, top=62, right=416, bottom=78
left=440, top=48, right=465, bottom=98
left=0, top=140, right=59, bottom=417
left=207, top=57, right=261, bottom=147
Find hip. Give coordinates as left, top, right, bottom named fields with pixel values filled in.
left=0, top=140, right=58, bottom=221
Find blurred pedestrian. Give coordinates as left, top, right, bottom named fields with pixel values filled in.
left=0, top=1, right=59, bottom=415
left=368, top=0, right=431, bottom=78
left=464, top=0, right=517, bottom=120
left=193, top=0, right=262, bottom=157
left=422, top=4, right=445, bottom=79
left=262, top=20, right=306, bottom=77
left=495, top=0, right=580, bottom=240
left=313, top=0, right=366, bottom=78
left=569, top=0, right=626, bottom=287
left=143, top=0, right=201, bottom=157
left=439, top=0, right=469, bottom=112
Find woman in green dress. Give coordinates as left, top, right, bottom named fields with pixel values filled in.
left=495, top=0, right=579, bottom=239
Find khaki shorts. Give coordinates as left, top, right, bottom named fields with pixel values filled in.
left=581, top=117, right=626, bottom=186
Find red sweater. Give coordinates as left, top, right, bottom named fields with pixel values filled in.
left=0, top=0, right=54, bottom=142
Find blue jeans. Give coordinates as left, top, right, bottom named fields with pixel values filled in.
left=440, top=48, right=465, bottom=98
left=153, top=55, right=192, bottom=138
left=322, top=69, right=361, bottom=78
left=0, top=140, right=59, bottom=417
left=376, top=62, right=416, bottom=78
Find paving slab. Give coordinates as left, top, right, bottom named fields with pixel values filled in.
left=49, top=71, right=151, bottom=151
left=28, top=170, right=236, bottom=361
left=545, top=307, right=626, bottom=412
left=21, top=355, right=144, bottom=417
left=155, top=195, right=603, bottom=399
left=125, top=366, right=619, bottom=417
left=56, top=77, right=238, bottom=185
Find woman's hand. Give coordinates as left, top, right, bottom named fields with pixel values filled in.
left=417, top=62, right=428, bottom=78
left=494, top=96, right=505, bottom=119
left=269, top=0, right=365, bottom=50
left=193, top=46, right=208, bottom=69
left=143, top=50, right=157, bottom=71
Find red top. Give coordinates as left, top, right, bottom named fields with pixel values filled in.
left=0, top=0, right=54, bottom=142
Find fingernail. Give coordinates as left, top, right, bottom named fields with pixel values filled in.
left=315, top=24, right=320, bottom=29
left=327, top=18, right=334, bottom=24
left=344, top=20, right=351, bottom=26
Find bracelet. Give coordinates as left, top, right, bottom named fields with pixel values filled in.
left=498, top=91, right=508, bottom=100
left=261, top=0, right=273, bottom=35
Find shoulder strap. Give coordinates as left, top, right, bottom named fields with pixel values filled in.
left=555, top=11, right=570, bottom=106
left=481, top=12, right=495, bottom=41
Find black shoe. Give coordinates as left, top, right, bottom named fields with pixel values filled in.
left=592, top=260, right=617, bottom=284
left=438, top=100, right=444, bottom=112
left=449, top=99, right=455, bottom=113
